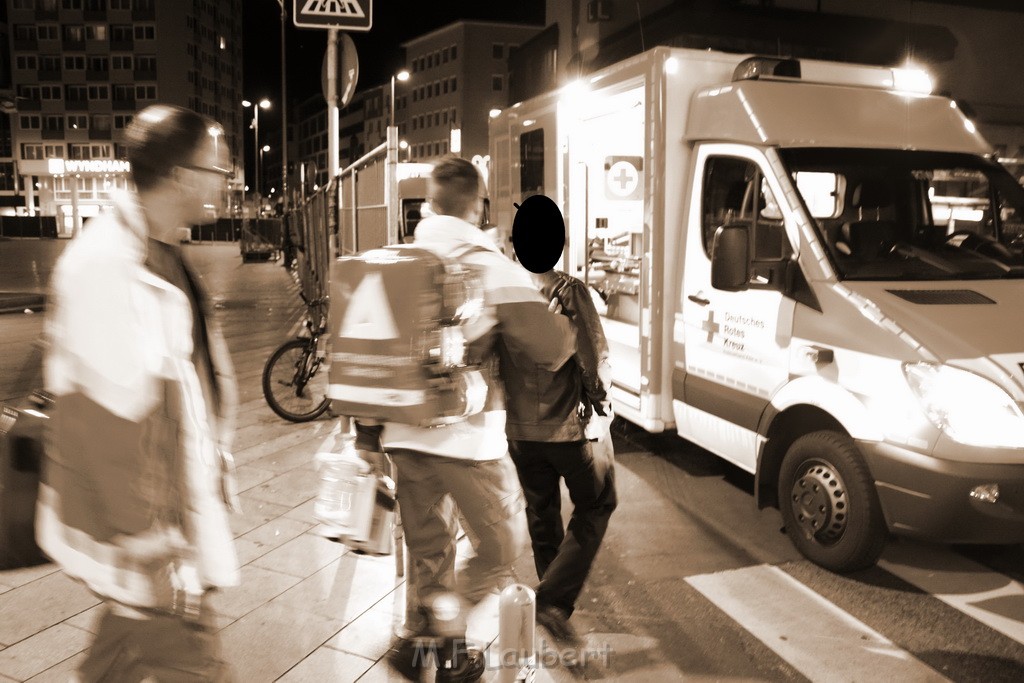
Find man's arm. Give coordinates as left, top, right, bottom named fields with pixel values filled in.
left=479, top=256, right=576, bottom=371
left=558, top=276, right=612, bottom=416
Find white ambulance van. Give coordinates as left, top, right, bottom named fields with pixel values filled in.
left=489, top=46, right=1024, bottom=572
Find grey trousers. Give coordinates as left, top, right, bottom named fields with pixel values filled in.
left=389, top=449, right=528, bottom=635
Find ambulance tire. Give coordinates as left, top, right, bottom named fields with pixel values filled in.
left=262, top=338, right=331, bottom=423
left=779, top=431, right=887, bottom=573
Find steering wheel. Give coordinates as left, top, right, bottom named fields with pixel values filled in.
left=946, top=230, right=1015, bottom=260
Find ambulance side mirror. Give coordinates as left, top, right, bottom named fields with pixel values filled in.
left=711, top=224, right=751, bottom=292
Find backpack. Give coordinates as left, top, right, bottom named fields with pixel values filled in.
left=327, top=244, right=487, bottom=427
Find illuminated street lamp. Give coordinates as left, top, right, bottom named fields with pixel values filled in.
left=260, top=144, right=270, bottom=197
left=243, top=98, right=271, bottom=198
left=399, top=139, right=409, bottom=162
left=390, top=70, right=410, bottom=129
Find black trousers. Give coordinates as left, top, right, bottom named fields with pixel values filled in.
left=508, top=439, right=616, bottom=616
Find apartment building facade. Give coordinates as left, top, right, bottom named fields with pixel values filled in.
left=4, top=0, right=243, bottom=235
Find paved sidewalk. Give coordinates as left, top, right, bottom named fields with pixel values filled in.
left=0, top=244, right=589, bottom=682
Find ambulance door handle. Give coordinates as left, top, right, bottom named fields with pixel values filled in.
left=688, top=294, right=710, bottom=306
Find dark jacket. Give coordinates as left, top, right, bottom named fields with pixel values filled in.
left=500, top=270, right=611, bottom=442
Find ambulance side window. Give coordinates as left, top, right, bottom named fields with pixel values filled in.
left=520, top=129, right=545, bottom=202
left=702, top=156, right=791, bottom=272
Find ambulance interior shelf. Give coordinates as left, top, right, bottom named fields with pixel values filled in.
left=586, top=226, right=642, bottom=325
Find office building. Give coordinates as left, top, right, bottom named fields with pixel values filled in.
left=4, top=0, right=243, bottom=235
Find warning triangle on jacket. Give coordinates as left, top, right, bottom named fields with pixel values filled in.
left=338, top=272, right=400, bottom=340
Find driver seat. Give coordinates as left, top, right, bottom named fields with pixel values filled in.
left=836, top=180, right=897, bottom=260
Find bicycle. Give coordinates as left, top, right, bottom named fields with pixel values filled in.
left=261, top=293, right=331, bottom=422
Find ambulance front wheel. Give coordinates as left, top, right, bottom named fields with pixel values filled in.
left=779, top=431, right=887, bottom=573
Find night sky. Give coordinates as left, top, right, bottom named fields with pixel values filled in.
left=243, top=0, right=547, bottom=113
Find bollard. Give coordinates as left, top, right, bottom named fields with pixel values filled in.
left=498, top=583, right=536, bottom=683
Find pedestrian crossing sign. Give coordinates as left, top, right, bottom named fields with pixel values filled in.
left=294, top=0, right=372, bottom=31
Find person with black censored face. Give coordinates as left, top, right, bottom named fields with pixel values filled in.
left=38, top=104, right=240, bottom=682
left=504, top=194, right=618, bottom=647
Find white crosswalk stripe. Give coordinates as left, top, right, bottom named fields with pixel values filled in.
left=880, top=543, right=1024, bottom=647
left=686, top=564, right=951, bottom=682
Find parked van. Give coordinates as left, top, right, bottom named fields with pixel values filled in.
left=489, top=46, right=1024, bottom=571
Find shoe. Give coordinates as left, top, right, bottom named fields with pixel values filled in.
left=385, top=635, right=440, bottom=680
left=435, top=643, right=485, bottom=683
left=536, top=603, right=581, bottom=647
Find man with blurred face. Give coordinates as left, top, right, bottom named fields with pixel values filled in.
left=38, top=104, right=240, bottom=682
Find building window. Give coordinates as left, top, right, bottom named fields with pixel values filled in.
left=41, top=85, right=62, bottom=100
left=18, top=85, right=41, bottom=101
left=112, top=55, right=133, bottom=70
left=135, top=85, right=157, bottom=100
left=86, top=25, right=107, bottom=41
left=40, top=55, right=61, bottom=72
left=15, top=56, right=38, bottom=70
left=22, top=143, right=44, bottom=160
left=492, top=75, right=504, bottom=91
left=64, top=55, right=86, bottom=70
left=114, top=115, right=133, bottom=129
left=12, top=0, right=34, bottom=9
left=88, top=56, right=109, bottom=72
left=14, top=26, right=37, bottom=43
left=442, top=48, right=449, bottom=63
left=66, top=85, right=88, bottom=101
left=67, top=115, right=88, bottom=130
left=451, top=45, right=457, bottom=60
left=112, top=84, right=133, bottom=101
left=44, top=115, right=64, bottom=132
left=136, top=55, right=156, bottom=74
left=110, top=0, right=129, bottom=7
left=450, top=77, right=457, bottom=92
left=493, top=44, right=504, bottom=59
left=63, top=25, right=85, bottom=42
left=44, top=145, right=63, bottom=158
left=111, top=25, right=132, bottom=42
left=39, top=25, right=59, bottom=40
left=134, top=25, right=155, bottom=40
left=87, top=85, right=110, bottom=99
left=63, top=0, right=83, bottom=9
left=91, top=114, right=112, bottom=135
left=85, top=0, right=107, bottom=10
left=20, top=116, right=41, bottom=130
left=0, top=162, right=15, bottom=192
left=434, top=82, right=440, bottom=97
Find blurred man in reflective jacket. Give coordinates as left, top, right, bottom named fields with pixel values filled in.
left=38, top=105, right=240, bottom=682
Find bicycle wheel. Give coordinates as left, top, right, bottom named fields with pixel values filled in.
left=262, top=338, right=331, bottom=423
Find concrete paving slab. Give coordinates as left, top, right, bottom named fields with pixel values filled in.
left=250, top=532, right=348, bottom=579
left=0, top=623, right=91, bottom=681
left=218, top=602, right=346, bottom=682
left=276, top=647, right=375, bottom=683
left=24, top=653, right=86, bottom=683
left=271, top=554, right=403, bottom=624
left=0, top=573, right=98, bottom=647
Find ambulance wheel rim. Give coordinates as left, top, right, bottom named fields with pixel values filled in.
left=789, top=458, right=848, bottom=545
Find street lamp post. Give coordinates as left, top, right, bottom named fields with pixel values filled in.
left=274, top=0, right=288, bottom=216
left=244, top=98, right=271, bottom=207
left=260, top=145, right=270, bottom=202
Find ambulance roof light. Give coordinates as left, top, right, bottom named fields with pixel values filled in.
left=891, top=67, right=933, bottom=95
left=732, top=57, right=801, bottom=82
left=733, top=55, right=933, bottom=96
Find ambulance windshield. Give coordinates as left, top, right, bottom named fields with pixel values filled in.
left=779, top=148, right=1024, bottom=280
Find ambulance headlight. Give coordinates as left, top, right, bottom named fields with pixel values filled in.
left=903, top=363, right=1024, bottom=449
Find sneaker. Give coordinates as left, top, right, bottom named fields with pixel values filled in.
left=536, top=603, right=581, bottom=647
left=435, top=644, right=485, bottom=683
